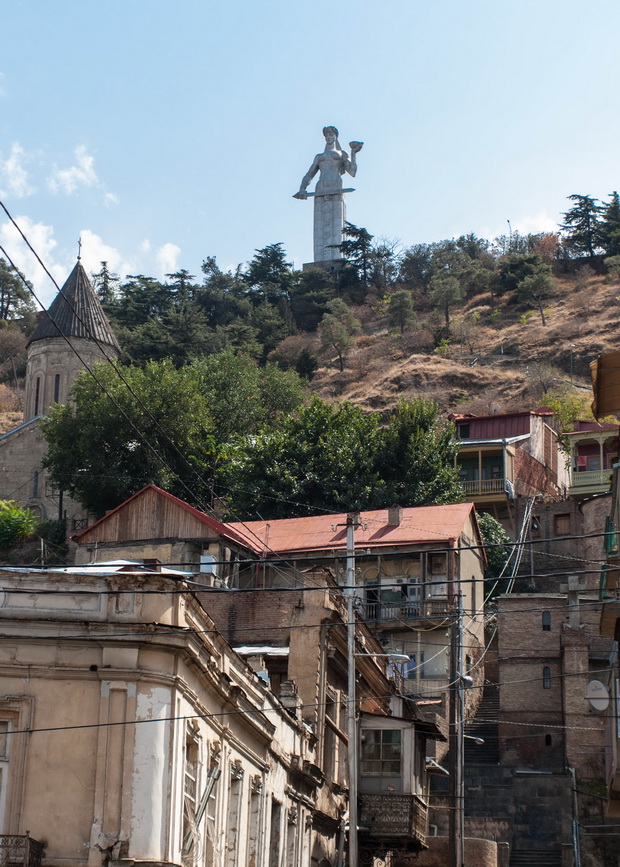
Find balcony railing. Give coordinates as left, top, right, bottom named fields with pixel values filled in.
left=359, top=792, right=428, bottom=848
left=363, top=599, right=450, bottom=623
left=569, top=469, right=613, bottom=490
left=461, top=478, right=507, bottom=496
left=0, top=836, right=44, bottom=867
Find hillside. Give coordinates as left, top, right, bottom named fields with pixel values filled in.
left=308, top=270, right=615, bottom=415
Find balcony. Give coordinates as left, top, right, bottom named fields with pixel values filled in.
left=461, top=477, right=505, bottom=496
left=363, top=599, right=451, bottom=625
left=569, top=468, right=613, bottom=497
left=359, top=792, right=428, bottom=851
left=0, top=836, right=44, bottom=867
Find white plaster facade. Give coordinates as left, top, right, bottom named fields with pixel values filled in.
left=0, top=565, right=321, bottom=867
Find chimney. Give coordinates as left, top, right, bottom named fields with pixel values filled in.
left=388, top=505, right=403, bottom=527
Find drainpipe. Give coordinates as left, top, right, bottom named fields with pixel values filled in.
left=568, top=766, right=581, bottom=867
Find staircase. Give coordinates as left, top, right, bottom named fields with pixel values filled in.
left=509, top=850, right=562, bottom=867
left=464, top=683, right=499, bottom=764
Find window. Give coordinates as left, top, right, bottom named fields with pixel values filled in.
left=34, top=377, right=40, bottom=416
left=554, top=514, right=571, bottom=536
left=542, top=611, right=551, bottom=631
left=458, top=423, right=470, bottom=438
left=361, top=729, right=401, bottom=778
left=182, top=727, right=199, bottom=855
left=32, top=471, right=39, bottom=498
left=545, top=734, right=552, bottom=746
left=543, top=667, right=551, bottom=689
left=53, top=374, right=60, bottom=403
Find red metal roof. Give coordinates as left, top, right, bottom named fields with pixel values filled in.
left=227, top=503, right=477, bottom=555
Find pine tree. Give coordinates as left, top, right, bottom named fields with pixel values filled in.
left=560, top=194, right=602, bottom=258
left=599, top=191, right=620, bottom=257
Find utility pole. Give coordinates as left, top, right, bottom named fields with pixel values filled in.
left=449, top=592, right=465, bottom=867
left=345, top=511, right=361, bottom=867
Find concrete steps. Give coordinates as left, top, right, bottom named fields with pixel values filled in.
left=465, top=683, right=500, bottom=764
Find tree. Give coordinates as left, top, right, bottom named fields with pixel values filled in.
left=477, top=512, right=510, bottom=586
left=560, top=194, right=602, bottom=258
left=598, top=192, right=620, bottom=258
left=193, top=349, right=305, bottom=441
left=516, top=265, right=556, bottom=325
left=289, top=267, right=336, bottom=331
left=221, top=397, right=462, bottom=519
left=388, top=290, right=415, bottom=334
left=91, top=261, right=120, bottom=307
left=318, top=299, right=361, bottom=370
left=376, top=400, right=462, bottom=507
left=243, top=243, right=293, bottom=304
left=369, top=237, right=401, bottom=288
left=221, top=398, right=383, bottom=519
left=338, top=222, right=374, bottom=288
left=0, top=258, right=37, bottom=324
left=42, top=360, right=217, bottom=516
left=429, top=274, right=464, bottom=326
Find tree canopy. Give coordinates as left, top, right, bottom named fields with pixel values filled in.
left=220, top=397, right=462, bottom=519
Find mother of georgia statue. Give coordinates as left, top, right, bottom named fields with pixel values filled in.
left=294, top=126, right=363, bottom=264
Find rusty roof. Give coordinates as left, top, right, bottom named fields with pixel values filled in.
left=227, top=502, right=477, bottom=555
left=28, top=260, right=120, bottom=350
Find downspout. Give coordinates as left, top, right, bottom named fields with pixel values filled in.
left=336, top=813, right=346, bottom=867
left=568, top=765, right=582, bottom=867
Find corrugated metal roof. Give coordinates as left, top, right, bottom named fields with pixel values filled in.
left=28, top=260, right=120, bottom=350
left=227, top=502, right=476, bottom=555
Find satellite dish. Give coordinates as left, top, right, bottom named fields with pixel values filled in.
left=586, top=680, right=609, bottom=712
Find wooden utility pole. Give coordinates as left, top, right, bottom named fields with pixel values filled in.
left=449, top=593, right=465, bottom=867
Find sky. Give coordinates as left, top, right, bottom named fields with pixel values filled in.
left=1, top=0, right=620, bottom=306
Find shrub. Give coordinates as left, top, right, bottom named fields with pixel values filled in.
left=0, top=500, right=37, bottom=548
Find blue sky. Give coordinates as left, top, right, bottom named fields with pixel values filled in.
left=1, top=0, right=619, bottom=305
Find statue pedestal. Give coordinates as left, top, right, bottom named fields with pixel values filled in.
left=302, top=259, right=345, bottom=276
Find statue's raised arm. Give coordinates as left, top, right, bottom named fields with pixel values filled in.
left=293, top=125, right=364, bottom=264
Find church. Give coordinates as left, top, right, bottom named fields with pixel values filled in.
left=0, top=259, right=119, bottom=529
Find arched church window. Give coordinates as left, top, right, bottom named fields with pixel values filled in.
left=54, top=374, right=60, bottom=403
left=34, top=377, right=40, bottom=416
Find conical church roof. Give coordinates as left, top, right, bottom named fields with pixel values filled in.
left=28, top=260, right=120, bottom=351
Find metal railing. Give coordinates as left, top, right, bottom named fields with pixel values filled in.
left=0, top=836, right=44, bottom=867
left=359, top=792, right=428, bottom=846
left=460, top=478, right=507, bottom=496
left=363, top=599, right=450, bottom=623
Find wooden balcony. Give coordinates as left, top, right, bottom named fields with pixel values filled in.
left=0, top=836, right=44, bottom=867
left=359, top=792, right=428, bottom=851
left=569, top=468, right=612, bottom=497
left=461, top=477, right=508, bottom=497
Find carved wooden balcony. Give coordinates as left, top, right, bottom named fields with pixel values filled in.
left=0, top=835, right=44, bottom=867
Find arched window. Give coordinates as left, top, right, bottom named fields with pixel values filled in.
left=32, top=471, right=39, bottom=498
left=54, top=374, right=60, bottom=403
left=543, top=666, right=551, bottom=689
left=542, top=611, right=551, bottom=631
left=34, top=377, right=40, bottom=416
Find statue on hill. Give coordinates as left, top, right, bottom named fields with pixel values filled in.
left=294, top=126, right=363, bottom=264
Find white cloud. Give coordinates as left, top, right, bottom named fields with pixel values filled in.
left=78, top=228, right=135, bottom=279
left=512, top=210, right=559, bottom=236
left=156, top=242, right=181, bottom=275
left=104, top=191, right=119, bottom=206
left=139, top=239, right=151, bottom=253
left=0, top=143, right=34, bottom=198
left=48, top=145, right=98, bottom=195
left=0, top=72, right=6, bottom=98
left=0, top=215, right=64, bottom=306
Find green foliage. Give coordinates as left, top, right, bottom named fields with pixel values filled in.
left=289, top=267, right=336, bottom=331
left=477, top=512, right=511, bottom=581
left=0, top=258, right=37, bottom=326
left=42, top=360, right=217, bottom=517
left=318, top=299, right=361, bottom=371
left=243, top=243, right=293, bottom=305
left=599, top=192, right=620, bottom=258
left=516, top=265, right=556, bottom=325
left=0, top=500, right=37, bottom=548
left=221, top=397, right=462, bottom=519
left=429, top=274, right=464, bottom=326
left=338, top=222, right=374, bottom=290
left=294, top=347, right=319, bottom=380
left=560, top=194, right=602, bottom=258
left=193, top=349, right=305, bottom=442
left=388, top=289, right=415, bottom=334
left=91, top=261, right=120, bottom=306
